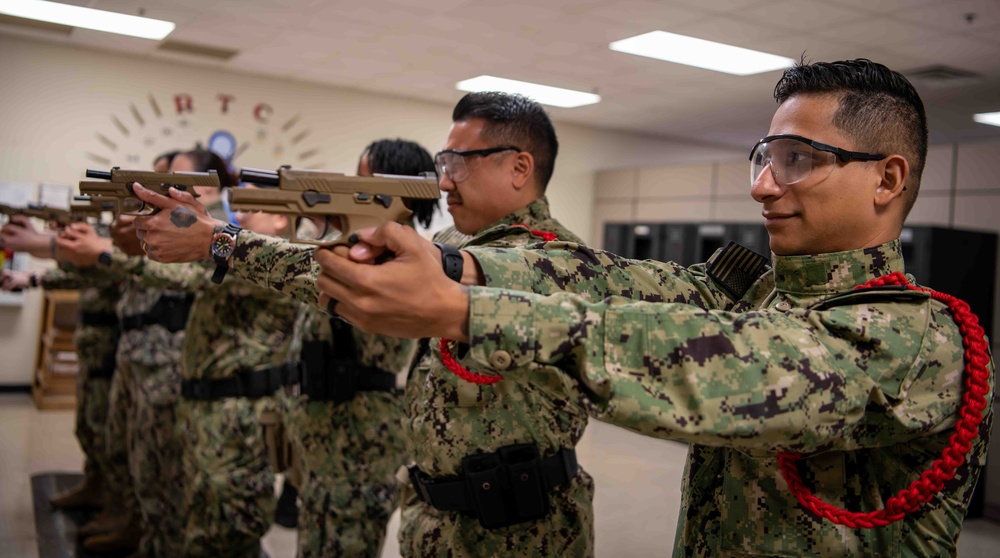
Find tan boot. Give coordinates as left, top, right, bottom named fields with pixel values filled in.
left=83, top=521, right=142, bottom=554
left=49, top=476, right=103, bottom=509
left=77, top=509, right=126, bottom=538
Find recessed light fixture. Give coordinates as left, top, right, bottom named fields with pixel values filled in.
left=456, top=76, right=600, bottom=108
left=0, top=0, right=175, bottom=40
left=973, top=112, right=1000, bottom=127
left=610, top=31, right=794, bottom=76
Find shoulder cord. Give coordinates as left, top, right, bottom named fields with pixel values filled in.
left=778, top=271, right=991, bottom=528
left=440, top=224, right=556, bottom=385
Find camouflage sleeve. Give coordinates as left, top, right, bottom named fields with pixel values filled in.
left=39, top=263, right=83, bottom=290
left=136, top=260, right=213, bottom=291
left=230, top=230, right=320, bottom=307
left=466, top=242, right=725, bottom=308
left=465, top=287, right=968, bottom=453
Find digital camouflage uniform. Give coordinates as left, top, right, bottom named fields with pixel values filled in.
left=463, top=239, right=995, bottom=557
left=230, top=226, right=420, bottom=557
left=231, top=199, right=598, bottom=557
left=94, top=249, right=196, bottom=556
left=40, top=264, right=120, bottom=501
left=109, top=203, right=300, bottom=557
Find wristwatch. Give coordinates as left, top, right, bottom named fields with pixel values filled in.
left=434, top=242, right=464, bottom=282
left=210, top=224, right=241, bottom=284
left=97, top=251, right=113, bottom=266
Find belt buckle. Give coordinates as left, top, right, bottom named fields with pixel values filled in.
left=408, top=465, right=433, bottom=504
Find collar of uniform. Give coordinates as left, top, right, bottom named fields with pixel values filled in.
left=469, top=196, right=552, bottom=239
left=771, top=239, right=904, bottom=296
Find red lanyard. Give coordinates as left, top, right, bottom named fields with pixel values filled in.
left=779, top=271, right=991, bottom=528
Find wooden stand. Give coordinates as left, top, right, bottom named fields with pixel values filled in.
left=32, top=290, right=80, bottom=410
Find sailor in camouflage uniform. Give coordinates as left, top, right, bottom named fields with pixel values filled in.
left=315, top=61, right=995, bottom=557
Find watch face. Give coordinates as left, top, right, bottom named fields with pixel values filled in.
left=212, top=233, right=235, bottom=258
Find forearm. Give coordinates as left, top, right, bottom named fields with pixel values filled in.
left=465, top=242, right=725, bottom=307
left=230, top=231, right=323, bottom=308
left=462, top=287, right=925, bottom=453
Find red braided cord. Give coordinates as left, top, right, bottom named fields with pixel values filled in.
left=512, top=223, right=558, bottom=242
left=440, top=225, right=557, bottom=385
left=439, top=339, right=503, bottom=385
left=778, top=271, right=991, bottom=528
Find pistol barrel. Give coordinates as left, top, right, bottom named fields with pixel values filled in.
left=240, top=168, right=280, bottom=187
left=86, top=169, right=113, bottom=180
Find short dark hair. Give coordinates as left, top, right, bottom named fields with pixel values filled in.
left=152, top=150, right=180, bottom=167
left=452, top=92, right=559, bottom=191
left=773, top=58, right=928, bottom=218
left=359, top=139, right=438, bottom=228
left=180, top=148, right=235, bottom=189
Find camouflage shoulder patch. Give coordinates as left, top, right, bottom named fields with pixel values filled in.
left=706, top=241, right=770, bottom=301
left=809, top=285, right=930, bottom=311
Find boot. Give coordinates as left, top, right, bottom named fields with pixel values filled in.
left=83, top=520, right=142, bottom=554
left=274, top=479, right=299, bottom=529
left=77, top=509, right=126, bottom=538
left=50, top=476, right=103, bottom=509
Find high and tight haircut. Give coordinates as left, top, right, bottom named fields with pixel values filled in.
left=452, top=91, right=559, bottom=192
left=180, top=148, right=236, bottom=189
left=359, top=138, right=438, bottom=228
left=773, top=58, right=928, bottom=219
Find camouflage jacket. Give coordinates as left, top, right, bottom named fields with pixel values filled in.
left=463, top=240, right=994, bottom=557
left=407, top=197, right=591, bottom=479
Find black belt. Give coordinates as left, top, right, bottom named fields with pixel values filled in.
left=408, top=444, right=579, bottom=529
left=180, top=361, right=396, bottom=402
left=80, top=311, right=118, bottom=328
left=121, top=294, right=194, bottom=333
left=87, top=355, right=117, bottom=379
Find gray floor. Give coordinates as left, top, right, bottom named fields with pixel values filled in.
left=1, top=393, right=997, bottom=557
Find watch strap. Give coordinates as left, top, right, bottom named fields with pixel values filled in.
left=434, top=242, right=463, bottom=282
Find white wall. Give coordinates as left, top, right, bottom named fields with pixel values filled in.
left=0, top=35, right=743, bottom=385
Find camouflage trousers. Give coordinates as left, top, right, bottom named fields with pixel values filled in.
left=178, top=397, right=275, bottom=558
left=128, top=361, right=186, bottom=557
left=280, top=390, right=407, bottom=558
left=398, top=470, right=595, bottom=558
left=105, top=358, right=141, bottom=522
left=74, top=368, right=111, bottom=487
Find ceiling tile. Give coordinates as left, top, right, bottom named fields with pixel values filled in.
left=739, top=0, right=873, bottom=31
left=895, top=0, right=1000, bottom=33
left=813, top=17, right=933, bottom=48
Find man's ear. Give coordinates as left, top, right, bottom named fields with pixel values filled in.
left=511, top=151, right=535, bottom=191
left=874, top=154, right=909, bottom=208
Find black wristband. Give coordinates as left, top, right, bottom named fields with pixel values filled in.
left=434, top=242, right=463, bottom=282
left=29, top=272, right=39, bottom=288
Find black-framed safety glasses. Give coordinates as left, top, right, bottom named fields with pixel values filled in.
left=434, top=146, right=521, bottom=184
left=749, top=134, right=887, bottom=187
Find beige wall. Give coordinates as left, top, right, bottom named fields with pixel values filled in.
left=0, top=35, right=742, bottom=385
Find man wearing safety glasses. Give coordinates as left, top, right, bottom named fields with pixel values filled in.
left=315, top=59, right=994, bottom=556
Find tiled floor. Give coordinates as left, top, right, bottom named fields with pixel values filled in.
left=1, top=393, right=997, bottom=557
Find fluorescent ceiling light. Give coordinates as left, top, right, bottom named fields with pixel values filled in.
left=0, top=0, right=175, bottom=40
left=456, top=76, right=600, bottom=108
left=610, top=31, right=794, bottom=76
left=973, top=112, right=1000, bottom=127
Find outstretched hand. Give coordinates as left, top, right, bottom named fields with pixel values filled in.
left=315, top=222, right=470, bottom=341
left=56, top=222, right=112, bottom=267
left=132, top=184, right=224, bottom=263
left=0, top=270, right=31, bottom=291
left=1, top=216, right=57, bottom=259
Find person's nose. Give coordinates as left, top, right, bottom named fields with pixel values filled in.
left=750, top=162, right=784, bottom=203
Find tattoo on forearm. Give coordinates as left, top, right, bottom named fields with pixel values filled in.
left=170, top=207, right=197, bottom=228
